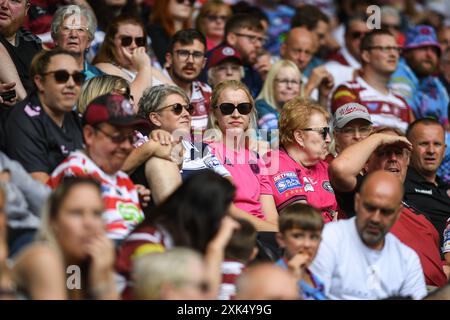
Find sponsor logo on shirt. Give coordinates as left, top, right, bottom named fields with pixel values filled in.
left=366, top=103, right=378, bottom=111
left=204, top=156, right=221, bottom=169
left=24, top=104, right=41, bottom=117
left=322, top=181, right=334, bottom=194
left=414, top=188, right=432, bottom=195
left=303, top=177, right=314, bottom=192
left=274, top=172, right=302, bottom=194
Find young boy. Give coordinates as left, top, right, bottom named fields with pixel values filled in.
left=276, top=203, right=326, bottom=300
left=219, top=218, right=258, bottom=300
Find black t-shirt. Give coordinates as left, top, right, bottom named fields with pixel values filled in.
left=4, top=93, right=83, bottom=174
left=0, top=28, right=42, bottom=95
left=334, top=174, right=364, bottom=218
left=404, top=166, right=450, bottom=246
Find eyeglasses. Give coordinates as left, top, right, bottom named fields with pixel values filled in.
left=301, top=127, right=331, bottom=140
left=215, top=102, right=253, bottom=115
left=350, top=31, right=369, bottom=40
left=42, top=70, right=85, bottom=86
left=233, top=32, right=267, bottom=45
left=120, top=36, right=146, bottom=47
left=365, top=45, right=402, bottom=53
left=176, top=0, right=196, bottom=6
left=94, top=126, right=138, bottom=144
left=174, top=49, right=205, bottom=62
left=60, top=24, right=89, bottom=35
left=381, top=23, right=401, bottom=31
left=158, top=103, right=195, bottom=115
left=337, top=126, right=372, bottom=136
left=206, top=15, right=228, bottom=22
left=275, top=78, right=301, bottom=87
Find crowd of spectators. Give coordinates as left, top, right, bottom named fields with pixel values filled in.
left=0, top=0, right=449, bottom=300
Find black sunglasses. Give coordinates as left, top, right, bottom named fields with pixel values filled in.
left=158, top=103, right=195, bottom=115
left=301, top=127, right=330, bottom=140
left=120, top=36, right=146, bottom=47
left=350, top=31, right=368, bottom=40
left=176, top=0, right=196, bottom=6
left=42, top=70, right=85, bottom=86
left=216, top=102, right=252, bottom=115
left=94, top=126, right=138, bottom=144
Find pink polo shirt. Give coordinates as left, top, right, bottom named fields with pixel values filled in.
left=263, top=148, right=338, bottom=223
left=208, top=141, right=272, bottom=220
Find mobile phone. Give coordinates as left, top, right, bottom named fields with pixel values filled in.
left=0, top=89, right=16, bottom=102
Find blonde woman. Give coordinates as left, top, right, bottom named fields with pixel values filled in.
left=12, top=177, right=117, bottom=300
left=206, top=80, right=278, bottom=232
left=255, top=60, right=303, bottom=141
left=77, top=75, right=131, bottom=114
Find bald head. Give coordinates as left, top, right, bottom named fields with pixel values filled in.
left=235, top=263, right=299, bottom=300
left=355, top=171, right=403, bottom=250
left=281, top=27, right=317, bottom=72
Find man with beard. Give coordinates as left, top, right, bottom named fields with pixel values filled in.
left=0, top=0, right=42, bottom=100
left=390, top=25, right=449, bottom=130
left=222, top=13, right=266, bottom=98
left=311, top=170, right=427, bottom=300
left=329, top=126, right=448, bottom=288
left=331, top=29, right=414, bottom=133
left=165, top=28, right=211, bottom=132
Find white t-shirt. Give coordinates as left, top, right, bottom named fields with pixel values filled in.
left=310, top=217, right=427, bottom=300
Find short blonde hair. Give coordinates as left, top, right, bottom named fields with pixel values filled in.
left=279, top=97, right=330, bottom=147
left=77, top=75, right=130, bottom=113
left=207, top=80, right=258, bottom=141
left=256, top=59, right=303, bottom=110
left=132, top=248, right=204, bottom=300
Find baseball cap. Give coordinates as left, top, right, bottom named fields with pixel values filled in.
left=403, top=25, right=441, bottom=54
left=207, top=45, right=242, bottom=69
left=82, top=93, right=149, bottom=129
left=333, top=102, right=372, bottom=129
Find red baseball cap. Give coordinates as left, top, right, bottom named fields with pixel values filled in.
left=82, top=93, right=150, bottom=129
left=207, top=45, right=243, bottom=69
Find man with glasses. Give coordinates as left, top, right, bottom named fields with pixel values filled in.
left=48, top=93, right=150, bottom=243
left=0, top=0, right=42, bottom=103
left=222, top=13, right=266, bottom=98
left=329, top=126, right=448, bottom=288
left=390, top=25, right=449, bottom=130
left=165, top=28, right=211, bottom=132
left=4, top=49, right=83, bottom=184
left=331, top=29, right=413, bottom=133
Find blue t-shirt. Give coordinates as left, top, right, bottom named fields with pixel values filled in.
left=276, top=258, right=327, bottom=300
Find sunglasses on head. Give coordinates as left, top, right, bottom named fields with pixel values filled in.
left=216, top=102, right=252, bottom=115
left=158, top=103, right=195, bottom=115
left=120, top=36, right=146, bottom=47
left=176, top=0, right=196, bottom=6
left=42, top=70, right=85, bottom=86
left=301, top=127, right=330, bottom=140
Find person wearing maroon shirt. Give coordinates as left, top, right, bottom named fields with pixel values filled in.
left=329, top=126, right=448, bottom=288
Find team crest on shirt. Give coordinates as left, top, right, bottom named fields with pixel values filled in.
left=274, top=172, right=302, bottom=193
left=303, top=177, right=314, bottom=192
left=204, top=157, right=221, bottom=169
left=322, top=181, right=334, bottom=194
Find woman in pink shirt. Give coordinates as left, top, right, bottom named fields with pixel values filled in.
left=264, top=98, right=338, bottom=223
left=206, top=80, right=278, bottom=231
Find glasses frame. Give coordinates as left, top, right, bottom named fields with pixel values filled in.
left=119, top=35, right=146, bottom=47
left=157, top=103, right=195, bottom=116
left=173, top=49, right=205, bottom=62
left=42, top=69, right=85, bottom=86
left=94, top=125, right=137, bottom=145
left=176, top=0, right=196, bottom=6
left=215, top=102, right=253, bottom=116
left=233, top=32, right=267, bottom=45
left=301, top=127, right=331, bottom=140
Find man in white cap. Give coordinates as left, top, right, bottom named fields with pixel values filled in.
left=332, top=102, right=373, bottom=156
